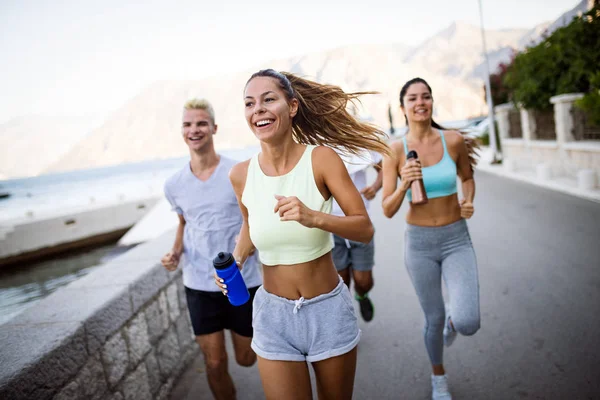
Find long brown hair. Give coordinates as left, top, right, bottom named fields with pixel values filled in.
left=400, top=77, right=479, bottom=170
left=246, top=69, right=392, bottom=158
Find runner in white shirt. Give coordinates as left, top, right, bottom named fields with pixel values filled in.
left=161, top=98, right=262, bottom=400
left=331, top=150, right=383, bottom=322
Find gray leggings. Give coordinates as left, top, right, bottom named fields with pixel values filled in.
left=404, top=219, right=480, bottom=365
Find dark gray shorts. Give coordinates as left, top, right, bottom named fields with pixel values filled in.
left=332, top=234, right=375, bottom=272
left=251, top=277, right=361, bottom=362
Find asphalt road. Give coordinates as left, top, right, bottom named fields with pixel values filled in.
left=171, top=170, right=600, bottom=400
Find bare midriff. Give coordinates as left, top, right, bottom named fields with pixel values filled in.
left=261, top=252, right=340, bottom=300
left=406, top=193, right=463, bottom=227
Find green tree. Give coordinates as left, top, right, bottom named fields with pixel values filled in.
left=504, top=5, right=600, bottom=121
left=486, top=59, right=513, bottom=106
left=576, top=71, right=600, bottom=126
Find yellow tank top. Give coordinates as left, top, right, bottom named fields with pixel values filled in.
left=242, top=145, right=333, bottom=266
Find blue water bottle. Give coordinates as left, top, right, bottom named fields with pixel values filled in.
left=213, top=252, right=250, bottom=306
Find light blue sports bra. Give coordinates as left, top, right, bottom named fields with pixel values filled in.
left=403, top=130, right=457, bottom=201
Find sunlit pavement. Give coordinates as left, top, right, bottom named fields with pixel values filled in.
left=171, top=170, right=600, bottom=400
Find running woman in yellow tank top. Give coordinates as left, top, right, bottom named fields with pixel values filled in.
left=215, top=69, right=391, bottom=400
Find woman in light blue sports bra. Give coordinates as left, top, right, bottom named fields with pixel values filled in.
left=382, top=77, right=481, bottom=400
left=216, top=69, right=391, bottom=400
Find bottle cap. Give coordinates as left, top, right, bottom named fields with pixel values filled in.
left=407, top=150, right=418, bottom=160
left=213, top=252, right=235, bottom=270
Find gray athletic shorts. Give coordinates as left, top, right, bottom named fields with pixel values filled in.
left=332, top=234, right=375, bottom=272
left=251, top=276, right=361, bottom=362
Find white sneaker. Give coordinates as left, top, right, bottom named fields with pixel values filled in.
left=431, top=374, right=452, bottom=400
left=443, top=304, right=457, bottom=347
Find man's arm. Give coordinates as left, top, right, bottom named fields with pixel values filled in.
left=172, top=214, right=186, bottom=255
left=360, top=160, right=383, bottom=200
left=161, top=214, right=186, bottom=271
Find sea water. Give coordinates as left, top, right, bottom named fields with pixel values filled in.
left=0, top=146, right=260, bottom=324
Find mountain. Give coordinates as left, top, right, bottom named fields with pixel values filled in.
left=404, top=21, right=529, bottom=79
left=404, top=0, right=592, bottom=80
left=33, top=1, right=594, bottom=175
left=45, top=42, right=489, bottom=174
left=0, top=116, right=95, bottom=178
left=519, top=0, right=592, bottom=49
left=267, top=42, right=489, bottom=127
left=44, top=72, right=257, bottom=173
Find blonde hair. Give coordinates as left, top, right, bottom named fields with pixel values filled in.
left=184, top=98, right=216, bottom=124
left=246, top=69, right=392, bottom=158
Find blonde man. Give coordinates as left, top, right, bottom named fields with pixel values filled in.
left=161, top=99, right=262, bottom=399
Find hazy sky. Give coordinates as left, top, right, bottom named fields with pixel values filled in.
left=0, top=0, right=579, bottom=124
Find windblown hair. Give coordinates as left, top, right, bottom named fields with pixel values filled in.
left=184, top=98, right=216, bottom=124
left=246, top=69, right=392, bottom=158
left=399, top=77, right=479, bottom=170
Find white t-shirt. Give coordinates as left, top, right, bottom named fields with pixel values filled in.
left=331, top=150, right=382, bottom=217
left=164, top=156, right=262, bottom=292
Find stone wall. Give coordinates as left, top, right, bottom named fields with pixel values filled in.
left=564, top=143, right=600, bottom=180
left=495, top=95, right=600, bottom=189
left=500, top=139, right=529, bottom=171
left=528, top=141, right=560, bottom=176
left=0, top=230, right=198, bottom=400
